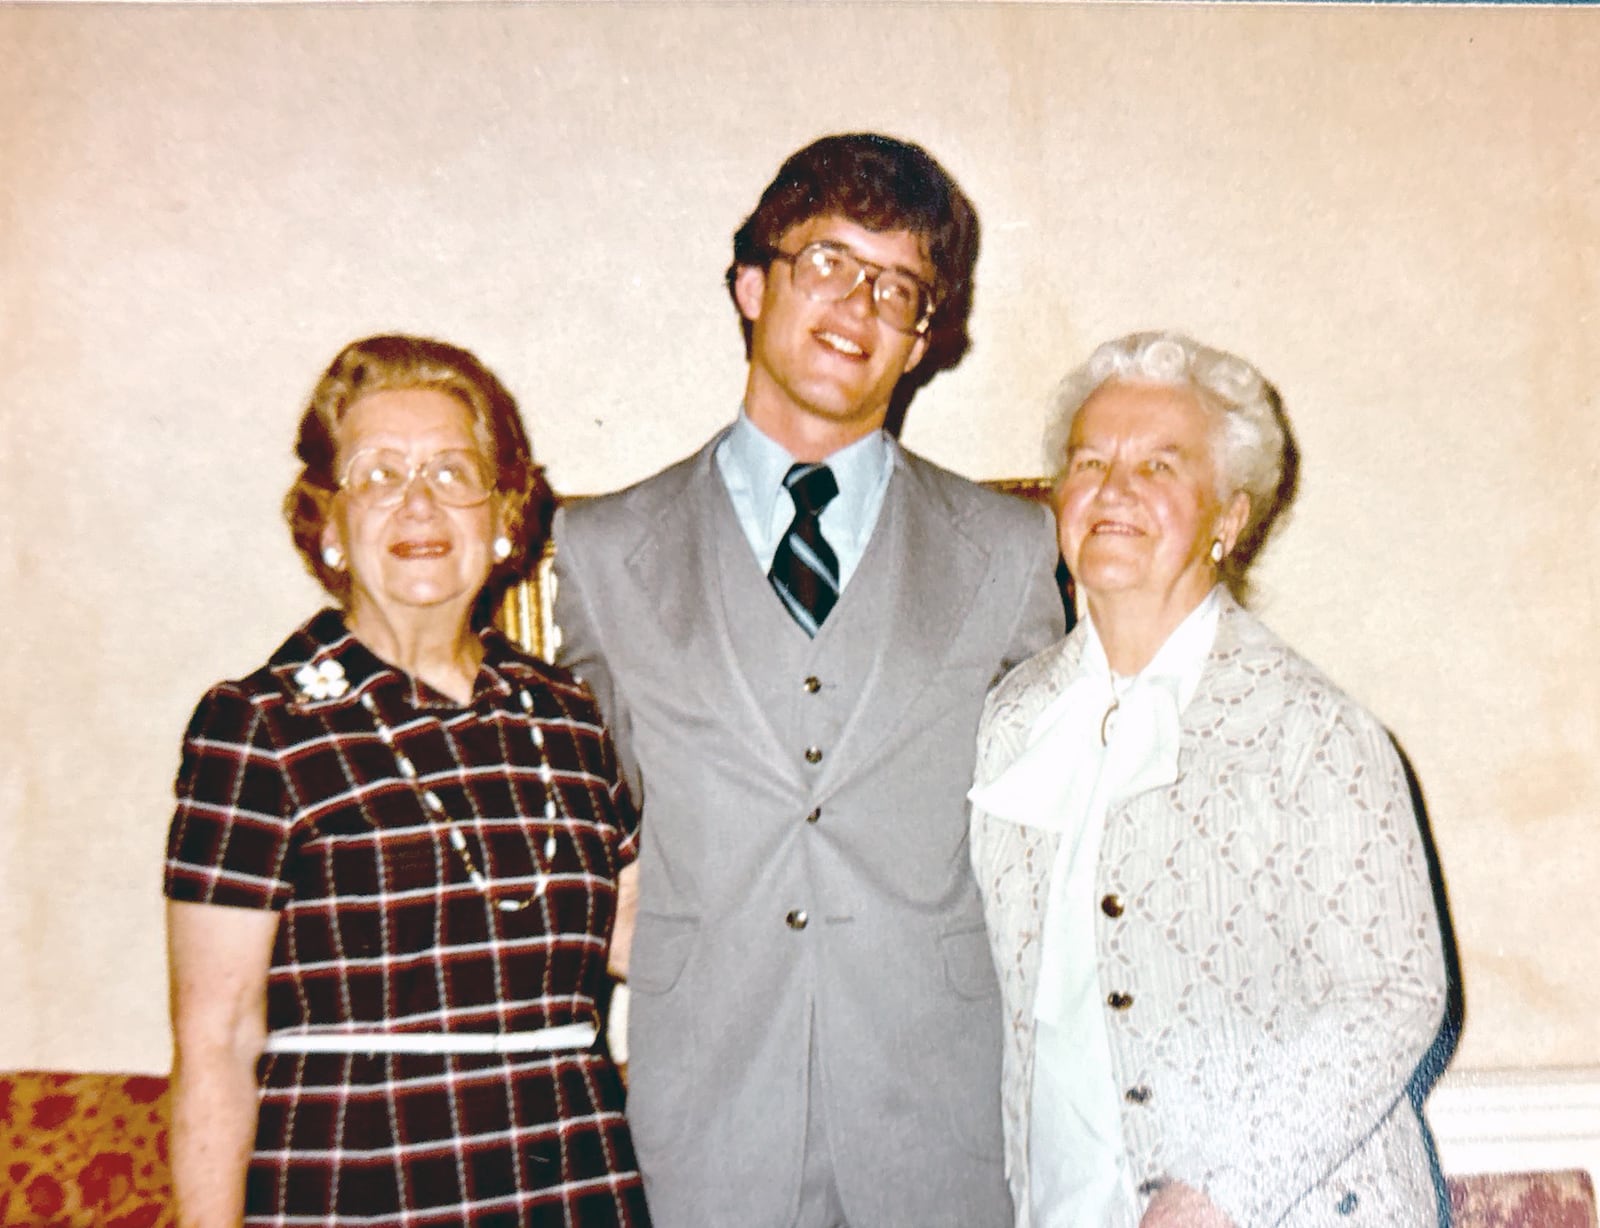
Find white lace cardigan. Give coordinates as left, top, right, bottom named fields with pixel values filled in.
left=969, top=595, right=1448, bottom=1228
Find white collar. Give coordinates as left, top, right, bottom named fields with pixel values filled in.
left=969, top=587, right=1224, bottom=832
left=1082, top=584, right=1221, bottom=713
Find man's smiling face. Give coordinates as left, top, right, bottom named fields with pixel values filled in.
left=735, top=214, right=932, bottom=460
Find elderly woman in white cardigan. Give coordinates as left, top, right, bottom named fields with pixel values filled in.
left=969, top=331, right=1449, bottom=1228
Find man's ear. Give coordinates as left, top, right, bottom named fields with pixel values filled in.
left=902, top=333, right=931, bottom=376
left=733, top=264, right=767, bottom=323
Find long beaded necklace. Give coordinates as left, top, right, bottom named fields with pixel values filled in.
left=358, top=687, right=561, bottom=913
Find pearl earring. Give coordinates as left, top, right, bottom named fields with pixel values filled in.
left=1210, top=540, right=1224, bottom=564
left=492, top=536, right=512, bottom=562
left=322, top=544, right=344, bottom=569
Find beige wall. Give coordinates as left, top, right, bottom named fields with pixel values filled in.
left=2, top=3, right=1595, bottom=1075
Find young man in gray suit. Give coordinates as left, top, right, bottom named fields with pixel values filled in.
left=553, top=133, right=1065, bottom=1228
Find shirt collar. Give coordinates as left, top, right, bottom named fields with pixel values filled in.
left=722, top=409, right=892, bottom=534
left=970, top=588, right=1223, bottom=833
left=1082, top=584, right=1222, bottom=714
left=270, top=607, right=518, bottom=715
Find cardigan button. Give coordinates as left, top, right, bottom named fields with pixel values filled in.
left=1101, top=893, right=1125, bottom=918
left=802, top=676, right=822, bottom=693
left=1107, top=991, right=1134, bottom=1011
left=1124, top=1085, right=1152, bottom=1105
left=785, top=909, right=809, bottom=930
left=804, top=746, right=823, bottom=764
left=805, top=808, right=821, bottom=824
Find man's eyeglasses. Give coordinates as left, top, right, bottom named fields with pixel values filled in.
left=768, top=241, right=937, bottom=336
left=338, top=449, right=494, bottom=508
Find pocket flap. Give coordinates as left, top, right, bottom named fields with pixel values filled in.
left=940, top=923, right=999, bottom=1000
left=628, top=911, right=699, bottom=994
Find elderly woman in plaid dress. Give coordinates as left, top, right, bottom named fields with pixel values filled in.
left=165, top=335, right=650, bottom=1226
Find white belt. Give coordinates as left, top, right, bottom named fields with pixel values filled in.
left=263, top=1022, right=598, bottom=1055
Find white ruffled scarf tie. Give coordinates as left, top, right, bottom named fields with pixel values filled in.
left=966, top=589, right=1222, bottom=1228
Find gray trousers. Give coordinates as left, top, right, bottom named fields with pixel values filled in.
left=795, top=1007, right=850, bottom=1228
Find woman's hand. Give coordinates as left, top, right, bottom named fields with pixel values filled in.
left=167, top=900, right=278, bottom=1228
left=606, top=862, right=639, bottom=982
left=1139, top=1181, right=1238, bottom=1228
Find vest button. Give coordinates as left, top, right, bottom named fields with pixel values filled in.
left=806, top=808, right=821, bottom=824
left=1101, top=893, right=1125, bottom=918
left=1107, top=991, right=1134, bottom=1011
left=804, top=746, right=823, bottom=764
left=802, top=675, right=821, bottom=693
left=785, top=909, right=808, bottom=930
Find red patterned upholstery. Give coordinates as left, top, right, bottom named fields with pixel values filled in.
left=1, top=1069, right=1596, bottom=1228
left=1449, top=1170, right=1599, bottom=1228
left=0, top=1072, right=172, bottom=1228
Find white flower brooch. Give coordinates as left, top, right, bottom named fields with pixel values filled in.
left=294, top=659, right=349, bottom=702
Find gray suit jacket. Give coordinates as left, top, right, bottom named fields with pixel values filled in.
left=970, top=595, right=1448, bottom=1228
left=553, top=432, right=1064, bottom=1228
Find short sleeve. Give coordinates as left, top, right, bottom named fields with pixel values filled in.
left=163, top=683, right=296, bottom=910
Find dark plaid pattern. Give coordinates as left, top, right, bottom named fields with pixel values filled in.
left=165, top=609, right=649, bottom=1226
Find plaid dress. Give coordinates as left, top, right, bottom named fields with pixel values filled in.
left=165, top=610, right=650, bottom=1227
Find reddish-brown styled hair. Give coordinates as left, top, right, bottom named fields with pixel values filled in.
left=283, top=334, right=553, bottom=607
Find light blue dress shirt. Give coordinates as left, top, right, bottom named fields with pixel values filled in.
left=714, top=411, right=894, bottom=590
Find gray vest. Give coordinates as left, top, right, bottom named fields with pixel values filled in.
left=720, top=488, right=898, bottom=782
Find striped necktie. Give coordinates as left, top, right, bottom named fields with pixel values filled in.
left=769, top=462, right=841, bottom=636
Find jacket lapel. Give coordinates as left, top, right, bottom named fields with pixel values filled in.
left=624, top=436, right=804, bottom=790
left=815, top=450, right=988, bottom=792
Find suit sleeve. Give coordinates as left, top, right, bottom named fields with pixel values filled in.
left=1163, top=704, right=1449, bottom=1227
left=1006, top=501, right=1068, bottom=666
left=551, top=504, right=643, bottom=806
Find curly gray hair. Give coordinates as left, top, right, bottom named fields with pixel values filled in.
left=1046, top=330, right=1297, bottom=597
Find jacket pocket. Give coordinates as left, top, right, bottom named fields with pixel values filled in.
left=624, top=912, right=700, bottom=1156
left=628, top=910, right=698, bottom=995
left=940, top=923, right=1000, bottom=1000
